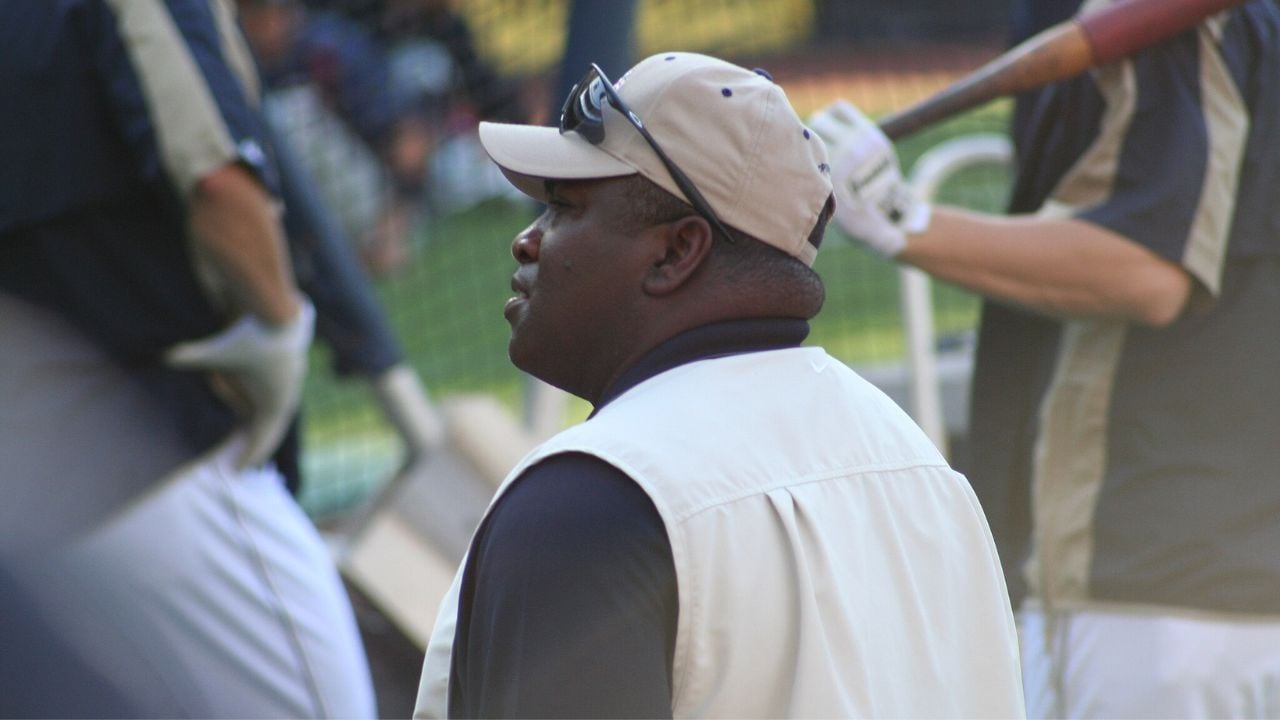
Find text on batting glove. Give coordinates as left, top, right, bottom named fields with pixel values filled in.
left=808, top=100, right=931, bottom=258
left=165, top=297, right=315, bottom=470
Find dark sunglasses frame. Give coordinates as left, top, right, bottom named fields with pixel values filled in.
left=559, top=63, right=735, bottom=243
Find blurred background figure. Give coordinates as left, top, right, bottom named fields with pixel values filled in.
left=238, top=0, right=531, bottom=276
left=238, top=0, right=430, bottom=275
left=373, top=0, right=523, bottom=122
left=369, top=0, right=529, bottom=214
left=0, top=1, right=375, bottom=715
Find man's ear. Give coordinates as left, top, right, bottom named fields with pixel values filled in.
left=642, top=216, right=714, bottom=296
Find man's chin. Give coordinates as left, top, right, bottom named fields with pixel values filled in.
left=507, top=335, right=533, bottom=375
left=507, top=338, right=577, bottom=398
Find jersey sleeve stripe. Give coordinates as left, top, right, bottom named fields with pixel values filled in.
left=1183, top=22, right=1248, bottom=296
left=103, top=0, right=242, bottom=197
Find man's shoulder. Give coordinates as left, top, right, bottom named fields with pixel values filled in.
left=475, top=452, right=669, bottom=574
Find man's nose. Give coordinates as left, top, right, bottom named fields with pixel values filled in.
left=511, top=226, right=542, bottom=264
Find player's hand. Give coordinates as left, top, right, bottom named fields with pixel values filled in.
left=165, top=298, right=315, bottom=470
left=808, top=100, right=931, bottom=258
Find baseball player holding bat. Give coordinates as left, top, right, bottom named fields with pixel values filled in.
left=811, top=0, right=1280, bottom=716
left=0, top=1, right=375, bottom=715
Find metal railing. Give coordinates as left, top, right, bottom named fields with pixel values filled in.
left=899, top=133, right=1013, bottom=452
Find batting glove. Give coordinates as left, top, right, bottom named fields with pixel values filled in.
left=166, top=298, right=315, bottom=470
left=809, top=100, right=931, bottom=258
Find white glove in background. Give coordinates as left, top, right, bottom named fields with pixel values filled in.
left=166, top=298, right=315, bottom=470
left=808, top=100, right=932, bottom=257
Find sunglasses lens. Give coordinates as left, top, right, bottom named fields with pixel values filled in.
left=582, top=77, right=606, bottom=123
left=559, top=74, right=585, bottom=131
left=560, top=69, right=606, bottom=144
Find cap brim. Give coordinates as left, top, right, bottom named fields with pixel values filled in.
left=478, top=122, right=637, bottom=202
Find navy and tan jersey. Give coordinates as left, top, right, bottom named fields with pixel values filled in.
left=0, top=0, right=277, bottom=456
left=966, top=0, right=1280, bottom=615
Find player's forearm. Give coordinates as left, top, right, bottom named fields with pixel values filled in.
left=189, top=163, right=301, bottom=325
left=898, top=207, right=1192, bottom=326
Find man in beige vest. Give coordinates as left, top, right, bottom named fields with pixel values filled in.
left=416, top=51, right=1024, bottom=719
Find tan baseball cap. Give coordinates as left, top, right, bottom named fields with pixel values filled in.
left=478, top=52, right=833, bottom=265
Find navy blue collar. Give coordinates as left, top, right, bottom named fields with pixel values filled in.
left=589, top=318, right=810, bottom=416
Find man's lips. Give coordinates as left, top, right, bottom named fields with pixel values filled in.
left=510, top=275, right=530, bottom=299
left=504, top=275, right=531, bottom=318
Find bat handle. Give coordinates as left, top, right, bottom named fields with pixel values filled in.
left=879, top=22, right=1092, bottom=140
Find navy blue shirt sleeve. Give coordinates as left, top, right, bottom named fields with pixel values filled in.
left=1075, top=31, right=1210, bottom=271
left=450, top=452, right=677, bottom=719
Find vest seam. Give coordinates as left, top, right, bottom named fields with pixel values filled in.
left=667, top=460, right=957, bottom=524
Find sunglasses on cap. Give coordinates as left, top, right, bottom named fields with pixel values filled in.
left=559, top=63, right=736, bottom=244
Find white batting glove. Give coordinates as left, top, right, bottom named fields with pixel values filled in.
left=166, top=298, right=315, bottom=470
left=809, top=100, right=931, bottom=258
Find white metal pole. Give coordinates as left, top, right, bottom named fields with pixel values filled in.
left=903, top=134, right=1013, bottom=454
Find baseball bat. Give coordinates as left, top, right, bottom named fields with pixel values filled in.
left=878, top=0, right=1250, bottom=140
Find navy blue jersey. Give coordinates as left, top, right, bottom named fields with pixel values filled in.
left=0, top=0, right=279, bottom=457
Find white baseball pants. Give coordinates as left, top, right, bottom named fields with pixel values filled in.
left=42, top=438, right=377, bottom=718
left=1021, top=604, right=1280, bottom=719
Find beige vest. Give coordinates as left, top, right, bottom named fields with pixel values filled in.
left=416, top=348, right=1024, bottom=718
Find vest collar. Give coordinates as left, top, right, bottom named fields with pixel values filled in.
left=590, top=317, right=809, bottom=416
